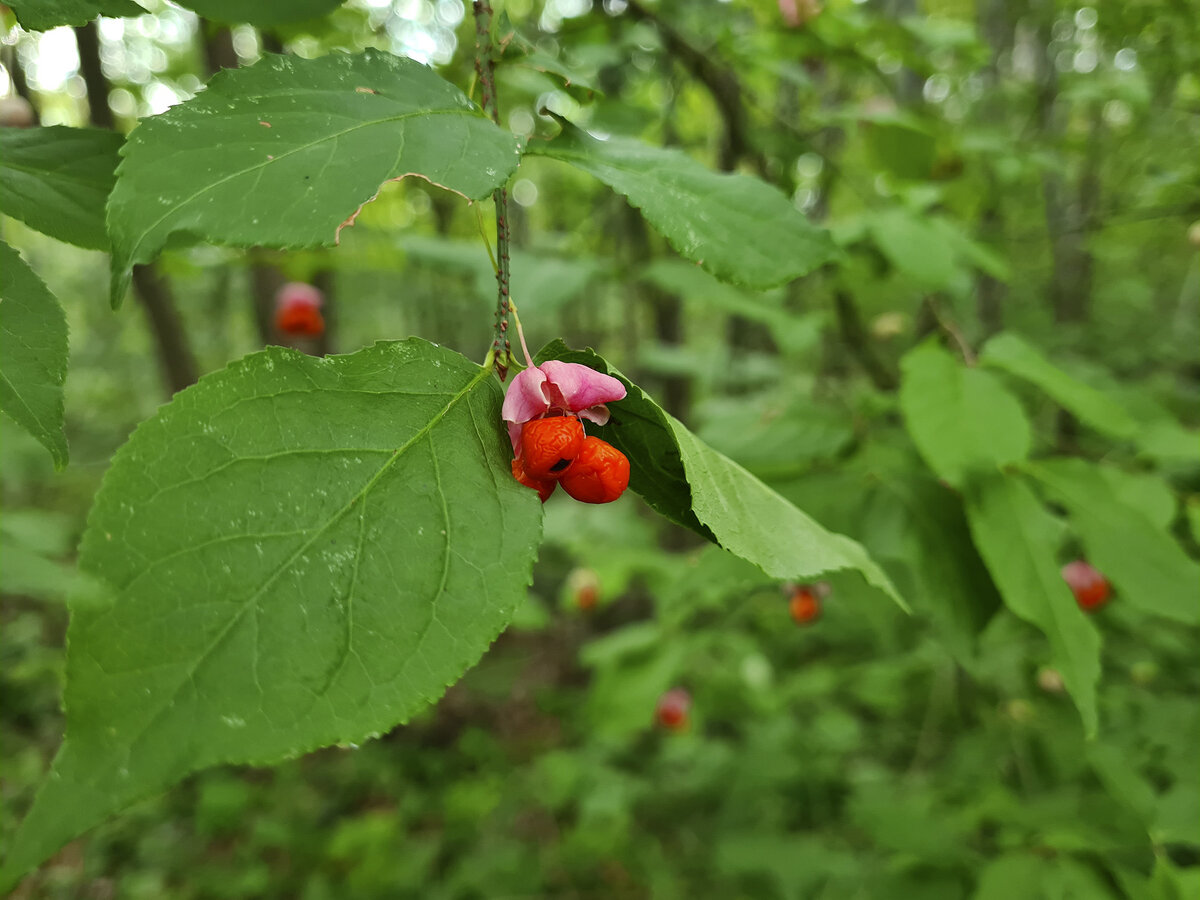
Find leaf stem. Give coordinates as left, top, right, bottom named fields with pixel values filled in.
left=510, top=299, right=535, bottom=369
left=924, top=296, right=977, bottom=366
left=473, top=0, right=512, bottom=379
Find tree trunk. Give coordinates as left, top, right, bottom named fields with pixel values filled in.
left=74, top=21, right=200, bottom=396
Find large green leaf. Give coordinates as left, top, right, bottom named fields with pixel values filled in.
left=899, top=340, right=1032, bottom=487
left=107, top=49, right=521, bottom=306
left=1026, top=459, right=1200, bottom=625
left=174, top=0, right=344, bottom=25
left=980, top=332, right=1139, bottom=441
left=1, top=339, right=542, bottom=891
left=525, top=121, right=835, bottom=290
left=964, top=472, right=1101, bottom=734
left=537, top=342, right=903, bottom=606
left=0, top=242, right=69, bottom=470
left=0, top=126, right=122, bottom=251
left=6, top=0, right=144, bottom=30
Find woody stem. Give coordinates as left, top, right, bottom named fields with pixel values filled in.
left=473, top=0, right=512, bottom=377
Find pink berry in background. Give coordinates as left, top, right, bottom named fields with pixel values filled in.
left=1061, top=559, right=1110, bottom=612
left=656, top=688, right=691, bottom=732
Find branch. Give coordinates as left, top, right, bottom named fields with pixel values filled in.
left=473, top=1, right=512, bottom=378
left=624, top=0, right=763, bottom=174
left=923, top=296, right=977, bottom=367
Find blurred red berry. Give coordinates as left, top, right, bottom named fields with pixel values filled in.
left=567, top=568, right=600, bottom=612
left=1061, top=559, right=1110, bottom=611
left=656, top=688, right=691, bottom=732
left=274, top=282, right=325, bottom=337
left=788, top=586, right=821, bottom=625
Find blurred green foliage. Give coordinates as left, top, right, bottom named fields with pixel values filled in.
left=3, top=0, right=1199, bottom=895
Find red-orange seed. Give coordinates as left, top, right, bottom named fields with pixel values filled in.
left=511, top=457, right=556, bottom=503
left=559, top=437, right=630, bottom=504
left=520, top=416, right=585, bottom=480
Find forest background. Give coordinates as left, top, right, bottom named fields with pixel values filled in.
left=1, top=0, right=1198, bottom=897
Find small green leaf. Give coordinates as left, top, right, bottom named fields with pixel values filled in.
left=964, top=472, right=1101, bottom=734
left=526, top=120, right=835, bottom=290
left=860, top=115, right=935, bottom=181
left=174, top=0, right=344, bottom=25
left=6, top=0, right=144, bottom=30
left=1027, top=459, right=1200, bottom=625
left=899, top=340, right=1032, bottom=487
left=640, top=259, right=822, bottom=353
left=859, top=471, right=1000, bottom=664
left=108, top=49, right=521, bottom=306
left=498, top=15, right=601, bottom=96
left=980, top=332, right=1139, bottom=441
left=867, top=208, right=959, bottom=288
left=0, top=126, right=123, bottom=251
left=538, top=342, right=903, bottom=606
left=1, top=339, right=541, bottom=890
left=0, top=242, right=69, bottom=470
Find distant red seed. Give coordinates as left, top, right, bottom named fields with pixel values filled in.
left=656, top=688, right=691, bottom=731
left=275, top=301, right=325, bottom=337
left=789, top=587, right=821, bottom=625
left=1061, top=559, right=1110, bottom=611
left=559, top=437, right=630, bottom=504
left=520, top=416, right=585, bottom=480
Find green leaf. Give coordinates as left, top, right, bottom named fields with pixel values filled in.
left=173, top=0, right=344, bottom=26
left=526, top=120, right=835, bottom=290
left=107, top=49, right=521, bottom=306
left=867, top=208, right=959, bottom=288
left=1, top=339, right=542, bottom=890
left=6, top=0, right=144, bottom=30
left=900, top=340, right=1032, bottom=487
left=537, top=342, right=903, bottom=606
left=640, top=259, right=823, bottom=353
left=980, top=332, right=1139, bottom=441
left=0, top=242, right=69, bottom=470
left=1026, top=459, right=1200, bottom=625
left=498, top=15, right=601, bottom=96
left=860, top=115, right=935, bottom=181
left=0, top=125, right=122, bottom=251
left=859, top=470, right=1000, bottom=664
left=1088, top=742, right=1157, bottom=826
left=964, top=473, right=1101, bottom=734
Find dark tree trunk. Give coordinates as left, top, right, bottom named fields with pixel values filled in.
left=974, top=0, right=1014, bottom=336
left=74, top=21, right=200, bottom=396
left=3, top=44, right=41, bottom=124
left=130, top=265, right=202, bottom=394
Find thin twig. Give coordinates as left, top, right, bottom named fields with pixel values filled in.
left=624, top=0, right=762, bottom=175
left=473, top=1, right=512, bottom=379
left=925, top=296, right=977, bottom=366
